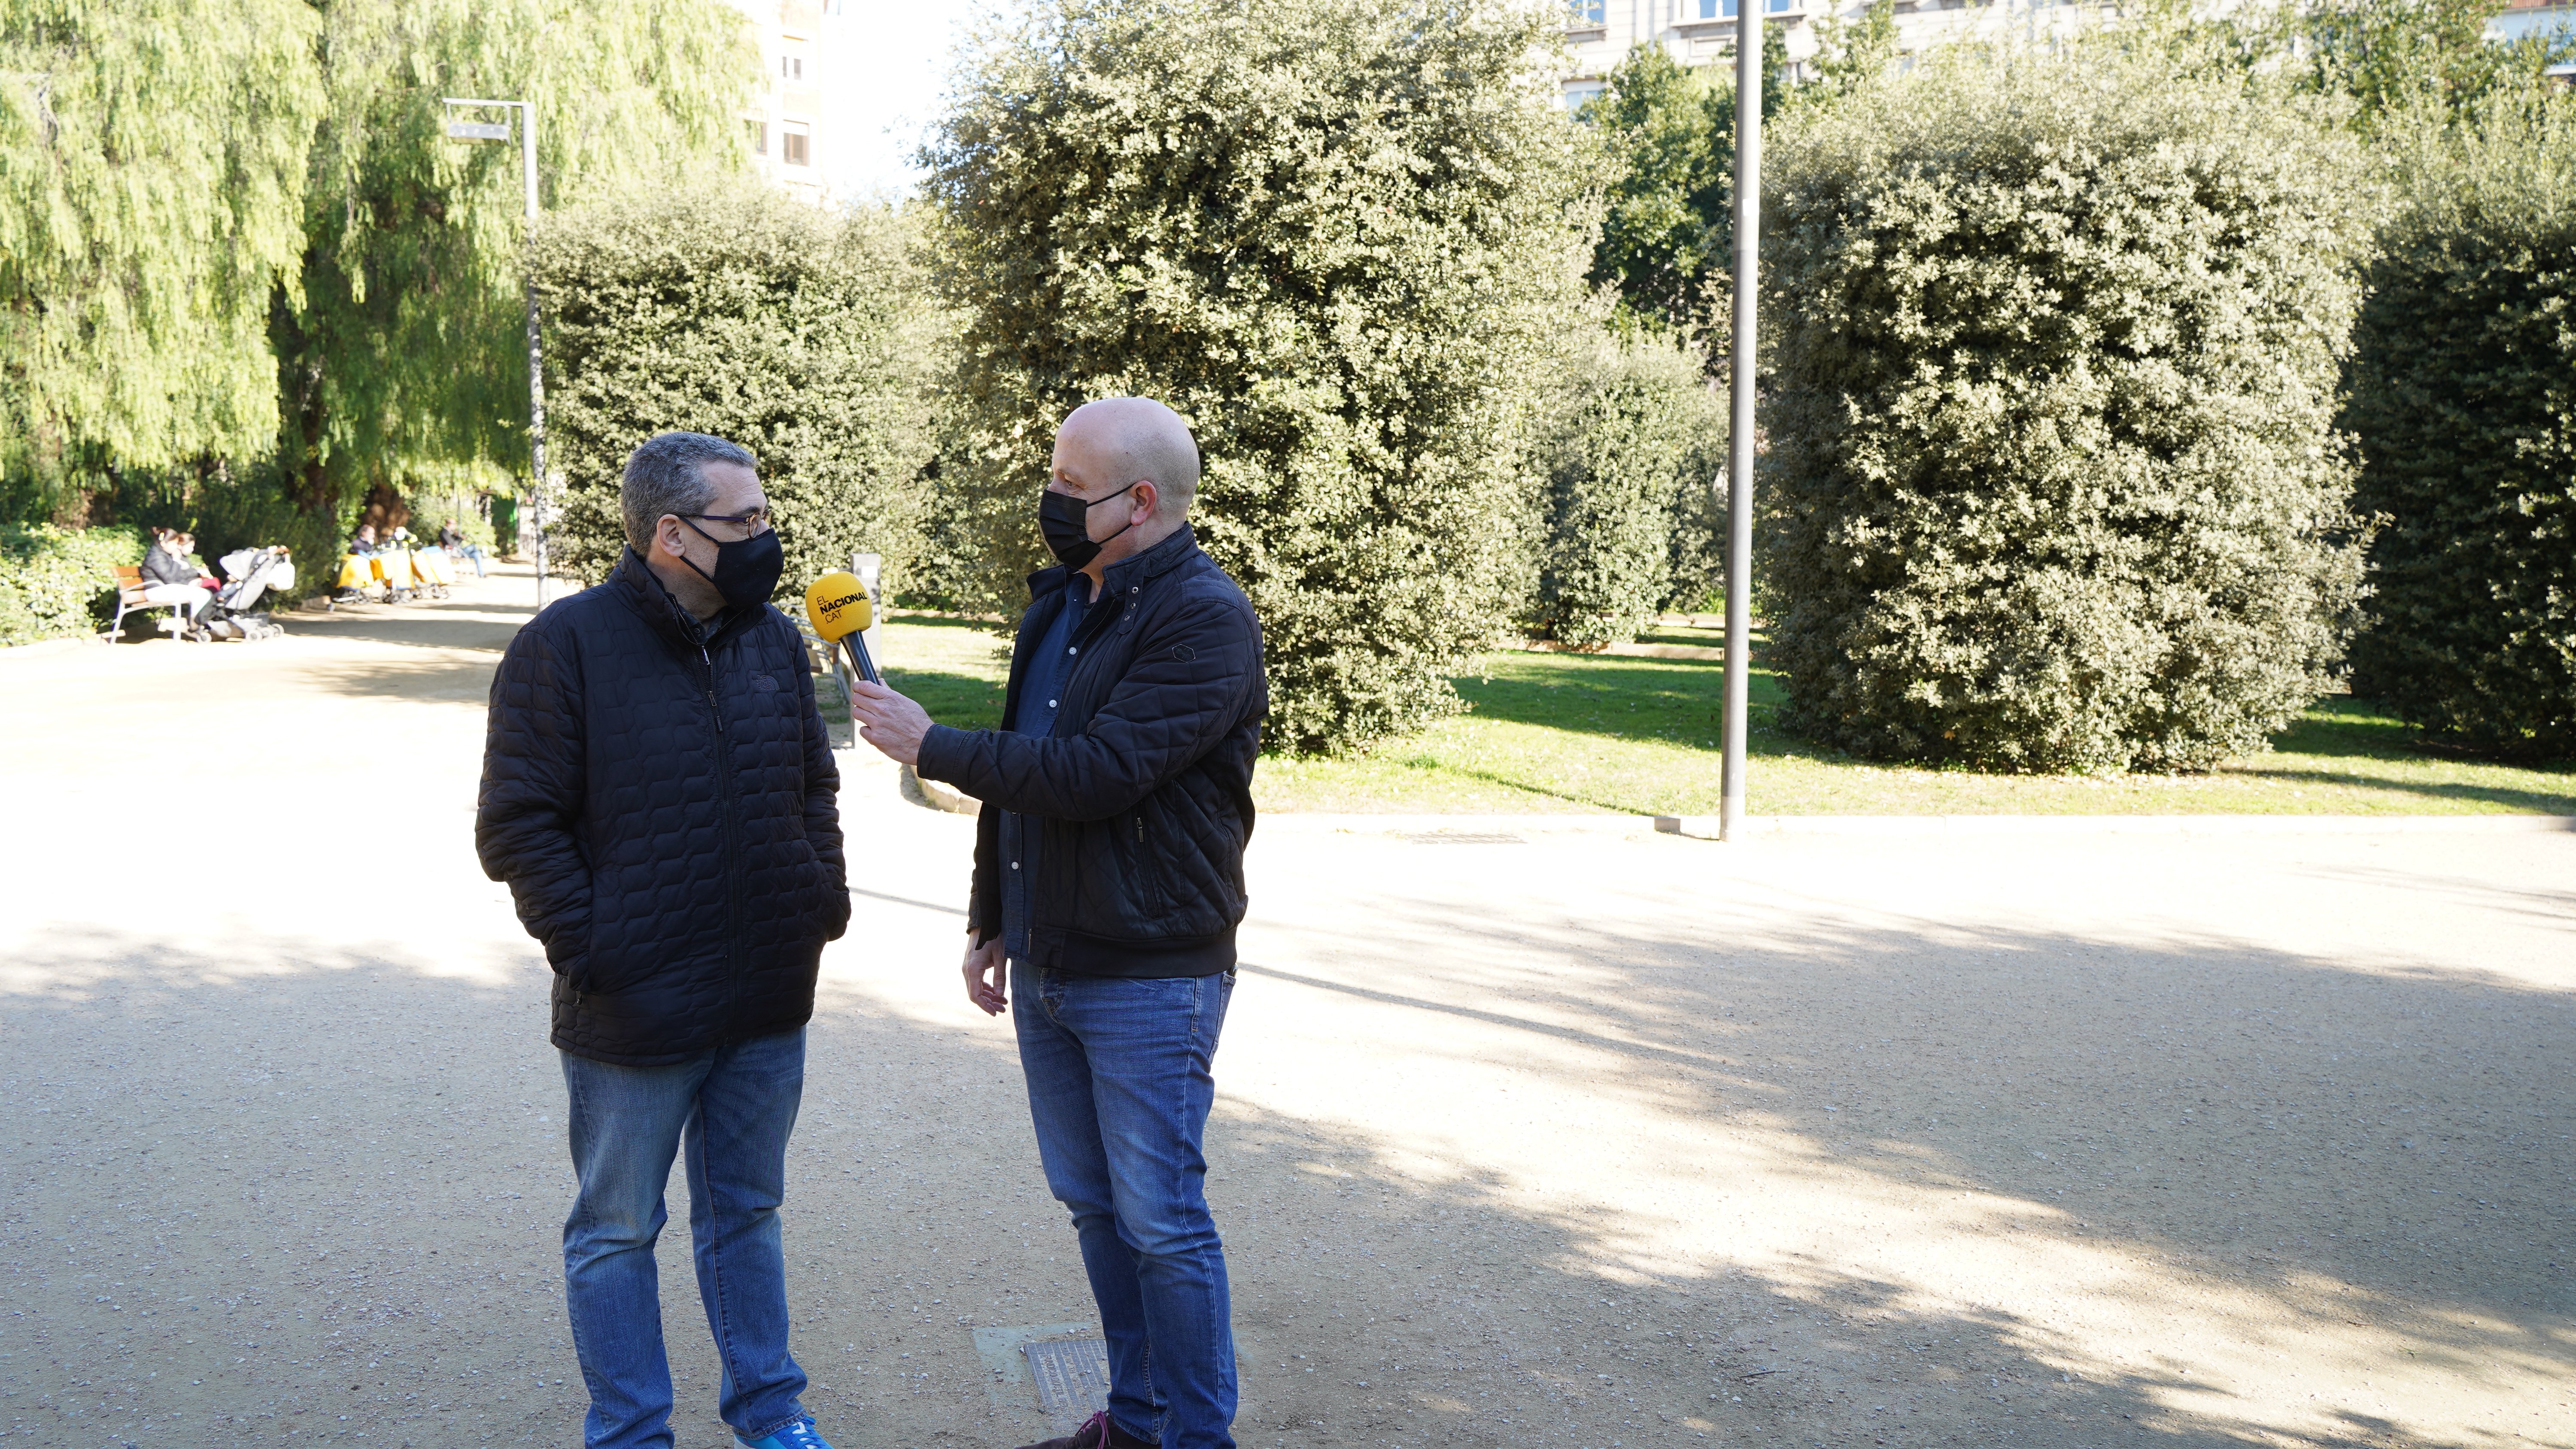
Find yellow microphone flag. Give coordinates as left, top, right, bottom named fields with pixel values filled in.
left=804, top=572, right=873, bottom=641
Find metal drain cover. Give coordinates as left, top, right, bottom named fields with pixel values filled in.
left=1023, top=1336, right=1112, bottom=1416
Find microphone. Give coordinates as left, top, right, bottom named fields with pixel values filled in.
left=802, top=572, right=881, bottom=685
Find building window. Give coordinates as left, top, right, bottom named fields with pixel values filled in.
left=1564, top=80, right=1607, bottom=110
left=745, top=119, right=767, bottom=156
left=1698, top=0, right=1730, bottom=17
left=780, top=55, right=805, bottom=80
left=783, top=125, right=810, bottom=167
left=1570, top=0, right=1605, bottom=24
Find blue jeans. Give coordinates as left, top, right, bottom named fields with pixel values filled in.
left=1013, top=964, right=1238, bottom=1449
left=559, top=1028, right=812, bottom=1449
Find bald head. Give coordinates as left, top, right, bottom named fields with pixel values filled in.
left=1057, top=397, right=1200, bottom=521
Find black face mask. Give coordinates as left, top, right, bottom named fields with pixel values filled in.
left=678, top=517, right=784, bottom=612
left=1039, top=482, right=1138, bottom=570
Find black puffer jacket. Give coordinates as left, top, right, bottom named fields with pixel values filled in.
left=476, top=548, right=851, bottom=1066
left=916, top=525, right=1265, bottom=976
left=139, top=546, right=199, bottom=587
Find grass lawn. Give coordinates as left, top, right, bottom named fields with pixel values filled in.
left=878, top=612, right=2576, bottom=817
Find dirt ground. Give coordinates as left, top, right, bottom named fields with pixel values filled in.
left=2, top=565, right=2570, bottom=1449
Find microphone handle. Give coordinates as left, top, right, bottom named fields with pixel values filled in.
left=842, top=632, right=881, bottom=686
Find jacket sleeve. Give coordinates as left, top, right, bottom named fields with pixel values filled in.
left=966, top=803, right=1002, bottom=947
left=916, top=594, right=1261, bottom=824
left=796, top=650, right=852, bottom=941
left=475, top=621, right=592, bottom=970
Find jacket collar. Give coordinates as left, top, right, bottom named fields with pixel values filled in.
left=1021, top=522, right=1203, bottom=600
left=613, top=546, right=749, bottom=652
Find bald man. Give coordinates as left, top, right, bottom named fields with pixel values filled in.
left=851, top=398, right=1267, bottom=1449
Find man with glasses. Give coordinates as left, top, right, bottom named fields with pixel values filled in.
left=478, top=430, right=851, bottom=1449
left=848, top=397, right=1267, bottom=1449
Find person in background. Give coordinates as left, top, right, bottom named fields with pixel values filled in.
left=439, top=517, right=488, bottom=576
left=337, top=523, right=384, bottom=600
left=137, top=528, right=216, bottom=635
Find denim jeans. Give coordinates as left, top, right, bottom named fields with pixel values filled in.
left=1012, top=964, right=1238, bottom=1449
left=559, top=1028, right=812, bottom=1449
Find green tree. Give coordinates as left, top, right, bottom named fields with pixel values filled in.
left=1527, top=330, right=1724, bottom=649
left=1802, top=1, right=1900, bottom=106
left=1581, top=28, right=1786, bottom=336
left=2291, top=0, right=2569, bottom=125
left=2344, top=92, right=2576, bottom=758
left=271, top=0, right=758, bottom=518
left=0, top=0, right=322, bottom=505
left=529, top=183, right=945, bottom=600
left=924, top=0, right=1599, bottom=754
left=1762, top=49, right=2376, bottom=772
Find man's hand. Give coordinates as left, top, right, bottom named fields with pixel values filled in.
left=850, top=679, right=933, bottom=766
left=962, top=931, right=1006, bottom=1016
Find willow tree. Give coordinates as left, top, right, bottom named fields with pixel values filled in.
left=272, top=0, right=759, bottom=519
left=0, top=0, right=321, bottom=510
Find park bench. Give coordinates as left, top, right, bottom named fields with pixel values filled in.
left=104, top=564, right=192, bottom=642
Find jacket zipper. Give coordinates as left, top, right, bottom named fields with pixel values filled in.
left=703, top=640, right=745, bottom=1021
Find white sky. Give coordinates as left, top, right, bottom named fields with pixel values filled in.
left=817, top=0, right=1003, bottom=203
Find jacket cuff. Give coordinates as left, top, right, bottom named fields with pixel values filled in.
left=916, top=723, right=973, bottom=786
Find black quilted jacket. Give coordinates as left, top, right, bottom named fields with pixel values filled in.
left=476, top=549, right=851, bottom=1066
left=916, top=525, right=1265, bottom=977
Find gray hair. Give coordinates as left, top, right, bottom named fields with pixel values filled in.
left=620, top=431, right=758, bottom=552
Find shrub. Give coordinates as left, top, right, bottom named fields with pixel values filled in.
left=1526, top=332, right=1725, bottom=648
left=2344, top=93, right=2576, bottom=758
left=528, top=183, right=945, bottom=598
left=0, top=524, right=145, bottom=645
left=1760, top=51, right=2375, bottom=772
left=923, top=0, right=1598, bottom=754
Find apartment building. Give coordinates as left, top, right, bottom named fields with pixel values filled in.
left=1565, top=0, right=2576, bottom=105
left=729, top=0, right=833, bottom=202
left=1561, top=0, right=1850, bottom=105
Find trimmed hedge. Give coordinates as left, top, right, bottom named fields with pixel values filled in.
left=1761, top=52, right=2374, bottom=772
left=1527, top=333, right=1725, bottom=649
left=528, top=183, right=943, bottom=599
left=0, top=524, right=146, bottom=645
left=2345, top=95, right=2576, bottom=759
left=923, top=0, right=1597, bottom=754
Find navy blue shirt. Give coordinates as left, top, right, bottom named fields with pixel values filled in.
left=1001, top=578, right=1089, bottom=962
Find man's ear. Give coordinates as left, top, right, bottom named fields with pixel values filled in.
left=1130, top=480, right=1160, bottom=524
left=653, top=514, right=684, bottom=559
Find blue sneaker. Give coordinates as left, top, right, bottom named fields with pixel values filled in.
left=735, top=1422, right=836, bottom=1449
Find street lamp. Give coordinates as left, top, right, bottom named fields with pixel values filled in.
left=1719, top=0, right=1762, bottom=842
left=442, top=96, right=554, bottom=607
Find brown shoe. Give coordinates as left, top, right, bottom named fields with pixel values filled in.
left=1012, top=1410, right=1155, bottom=1449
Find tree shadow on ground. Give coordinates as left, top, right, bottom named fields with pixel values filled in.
left=4, top=894, right=2566, bottom=1449
left=276, top=596, right=533, bottom=654
left=2219, top=764, right=2576, bottom=814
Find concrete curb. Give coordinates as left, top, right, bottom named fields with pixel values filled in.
left=1255, top=812, right=2576, bottom=838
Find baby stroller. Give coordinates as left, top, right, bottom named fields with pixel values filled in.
left=196, top=547, right=296, bottom=642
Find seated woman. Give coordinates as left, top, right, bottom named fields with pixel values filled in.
left=137, top=528, right=216, bottom=635
left=337, top=524, right=382, bottom=596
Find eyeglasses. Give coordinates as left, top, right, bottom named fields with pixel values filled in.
left=682, top=509, right=772, bottom=535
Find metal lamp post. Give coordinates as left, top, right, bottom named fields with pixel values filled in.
left=442, top=97, right=553, bottom=607
left=1718, top=5, right=1763, bottom=842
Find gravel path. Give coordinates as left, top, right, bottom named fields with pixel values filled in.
left=3, top=568, right=2569, bottom=1449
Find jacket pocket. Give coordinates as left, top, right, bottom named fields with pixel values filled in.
left=1127, top=803, right=1172, bottom=924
